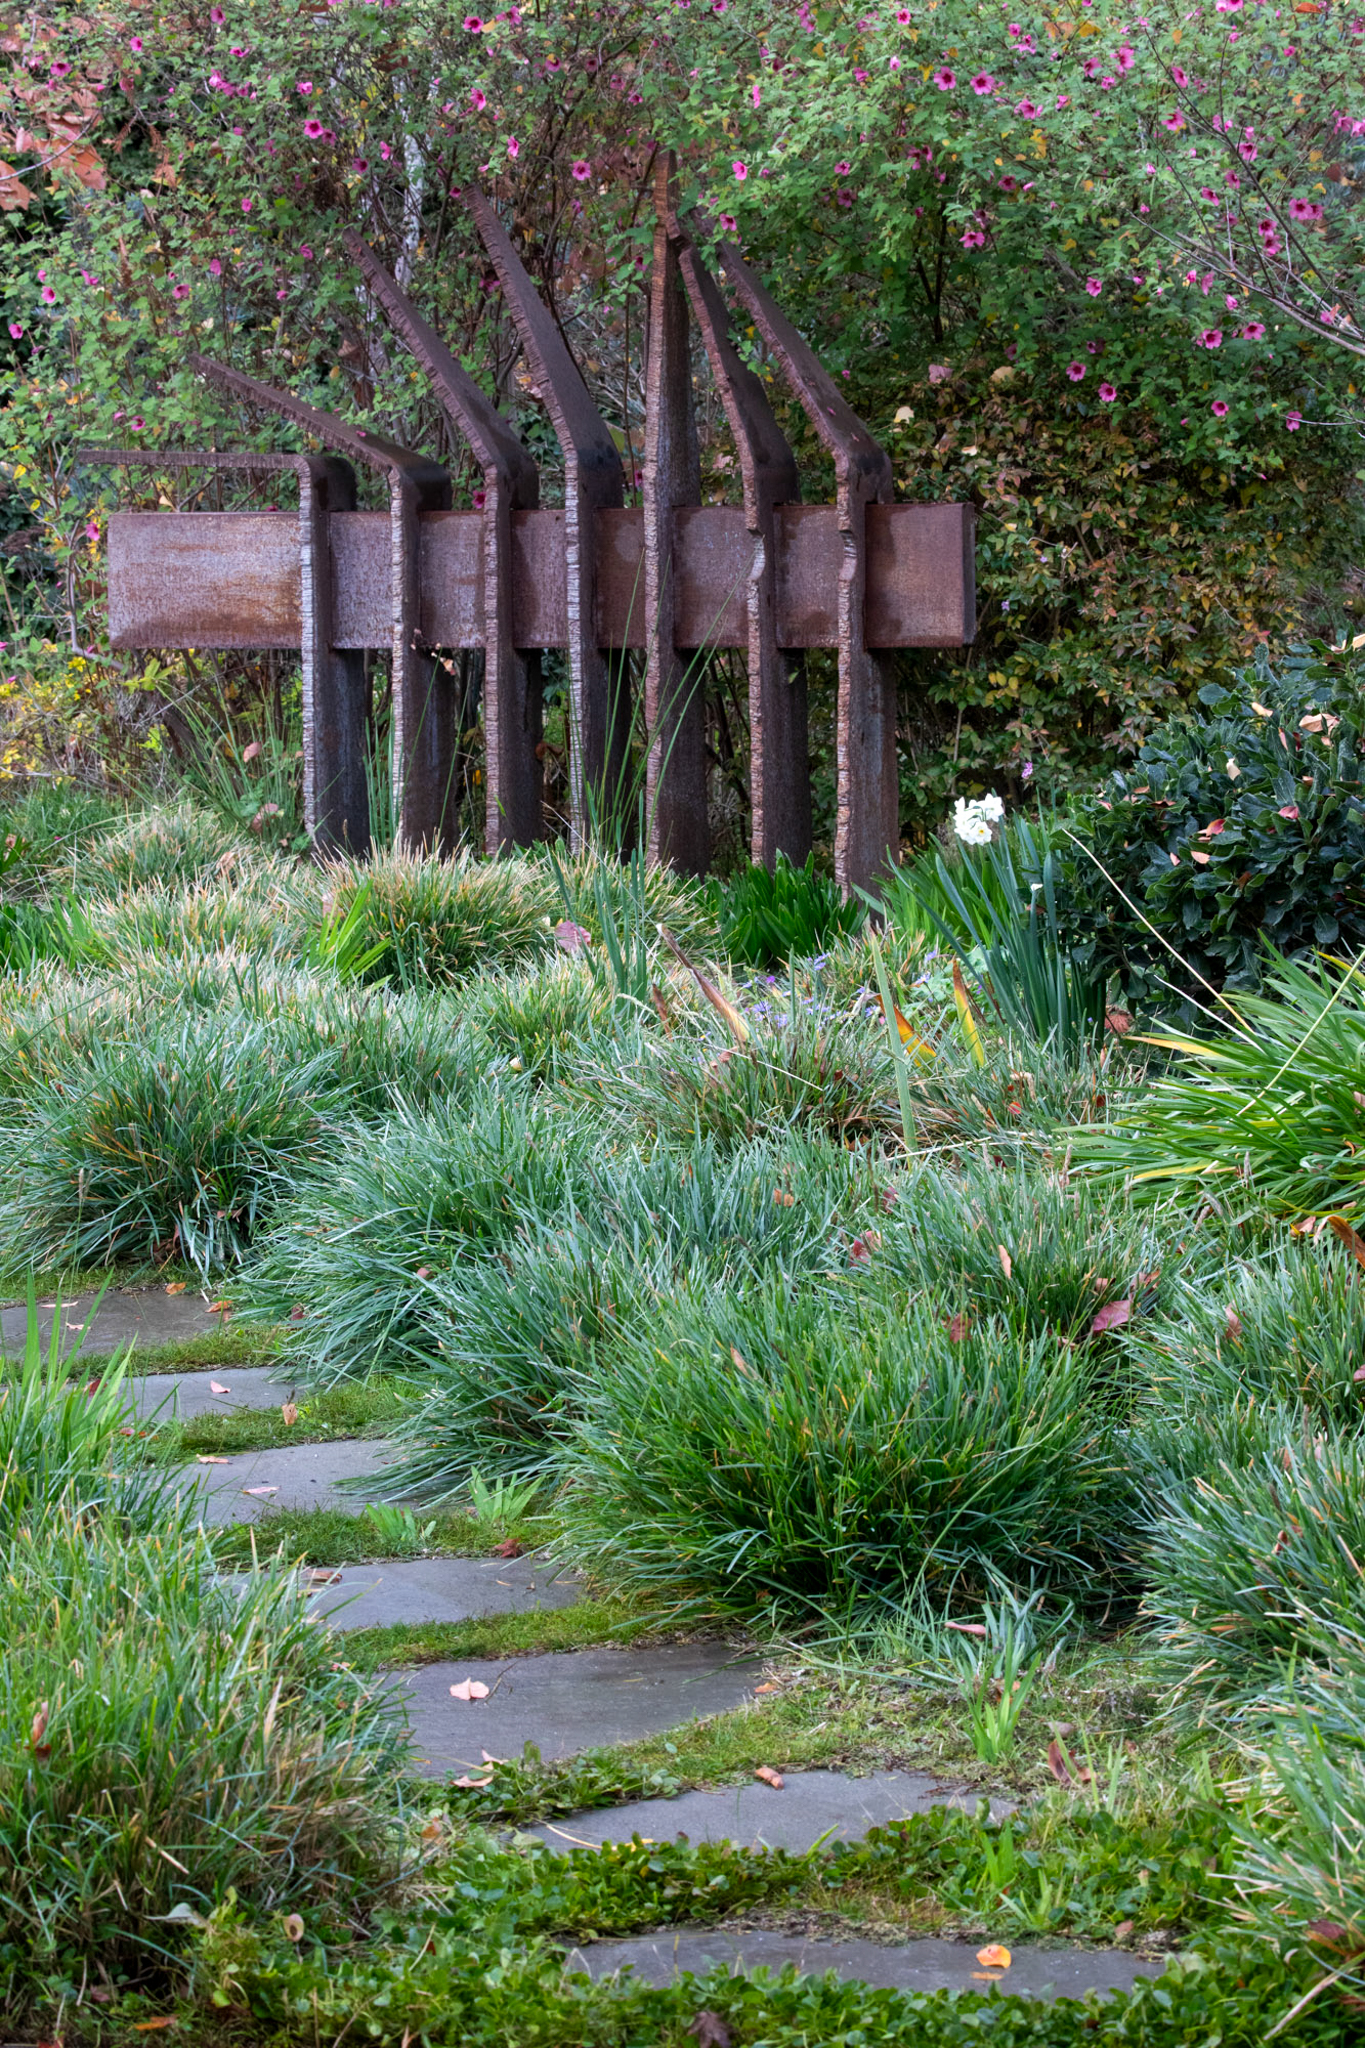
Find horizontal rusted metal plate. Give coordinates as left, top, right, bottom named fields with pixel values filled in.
left=107, top=500, right=974, bottom=652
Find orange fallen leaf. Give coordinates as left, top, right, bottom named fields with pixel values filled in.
left=195, top=1454, right=229, bottom=1464
left=1114, top=1920, right=1135, bottom=1941
left=753, top=1682, right=780, bottom=1694
left=997, top=1244, right=1013, bottom=1280
left=946, top=1620, right=988, bottom=1637
left=1327, top=1214, right=1365, bottom=1271
left=165, top=1282, right=187, bottom=1295
left=976, top=1944, right=1012, bottom=1969
left=754, top=1764, right=784, bottom=1788
left=132, top=2023, right=177, bottom=2034
left=449, top=1678, right=491, bottom=1702
left=773, top=1187, right=795, bottom=1207
left=280, top=1401, right=299, bottom=1427
left=208, top=1299, right=232, bottom=1314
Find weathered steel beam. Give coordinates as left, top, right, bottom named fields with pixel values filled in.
left=661, top=180, right=811, bottom=874
left=713, top=251, right=908, bottom=898
left=643, top=157, right=708, bottom=878
left=186, top=354, right=456, bottom=855
left=342, top=229, right=543, bottom=855
left=465, top=186, right=629, bottom=849
left=81, top=446, right=369, bottom=853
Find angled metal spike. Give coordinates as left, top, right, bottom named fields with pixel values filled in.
left=661, top=172, right=811, bottom=874
left=464, top=186, right=628, bottom=849
left=342, top=229, right=543, bottom=855
left=189, top=354, right=457, bottom=855
left=712, top=254, right=900, bottom=897
left=642, top=156, right=708, bottom=877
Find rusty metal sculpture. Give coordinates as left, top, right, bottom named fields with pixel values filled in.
left=82, top=158, right=974, bottom=897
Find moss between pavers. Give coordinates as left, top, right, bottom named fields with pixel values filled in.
left=210, top=1503, right=553, bottom=1568
left=145, top=1374, right=420, bottom=1458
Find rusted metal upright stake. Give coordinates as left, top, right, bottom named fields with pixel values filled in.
left=643, top=157, right=708, bottom=877
left=342, top=229, right=543, bottom=855
left=188, top=354, right=454, bottom=854
left=716, top=255, right=901, bottom=897
left=465, top=187, right=628, bottom=850
left=663, top=185, right=810, bottom=874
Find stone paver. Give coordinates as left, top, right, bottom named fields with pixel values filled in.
left=568, top=1927, right=1165, bottom=2001
left=529, top=1769, right=1011, bottom=1855
left=133, top=1364, right=290, bottom=1418
left=179, top=1440, right=398, bottom=1523
left=396, top=1645, right=761, bottom=1777
left=307, top=1553, right=585, bottom=1631
left=1, top=1285, right=229, bottom=1360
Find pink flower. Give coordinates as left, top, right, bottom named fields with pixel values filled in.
left=1278, top=803, right=1299, bottom=819
left=1099, top=381, right=1117, bottom=401
left=1211, top=398, right=1229, bottom=417
left=507, top=135, right=519, bottom=158
left=1242, top=321, right=1266, bottom=340
left=571, top=159, right=590, bottom=181
left=1171, top=64, right=1188, bottom=86
left=172, top=283, right=190, bottom=300
left=1198, top=328, right=1223, bottom=348
left=1016, top=98, right=1038, bottom=117
left=896, top=5, right=910, bottom=18
left=80, top=268, right=98, bottom=286
left=304, top=117, right=324, bottom=138
left=1116, top=43, right=1135, bottom=69
left=1163, top=112, right=1185, bottom=131
left=1085, top=276, right=1102, bottom=297
left=380, top=141, right=392, bottom=161
left=1239, top=138, right=1257, bottom=162
left=1066, top=360, right=1086, bottom=381
left=297, top=79, right=313, bottom=94
left=1216, top=0, right=1243, bottom=10
left=471, top=488, right=487, bottom=511
left=127, top=37, right=142, bottom=54
left=50, top=57, right=71, bottom=75
left=352, top=157, right=368, bottom=174
left=209, top=257, right=223, bottom=276
left=733, top=159, right=748, bottom=179
left=470, top=88, right=486, bottom=110
left=129, top=416, right=145, bottom=431
left=961, top=228, right=986, bottom=248
left=933, top=68, right=956, bottom=89
left=464, top=13, right=483, bottom=27
left=241, top=197, right=252, bottom=212
left=210, top=5, right=225, bottom=19
left=1289, top=197, right=1323, bottom=222
left=7, top=322, right=22, bottom=339
left=40, top=285, right=56, bottom=304
left=300, top=245, right=313, bottom=260
left=85, top=521, right=99, bottom=540
left=834, top=160, right=851, bottom=174
left=971, top=72, right=995, bottom=94
left=1286, top=409, right=1302, bottom=430
left=718, top=212, right=737, bottom=231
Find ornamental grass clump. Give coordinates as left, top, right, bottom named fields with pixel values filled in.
left=0, top=1015, right=340, bottom=1274
left=560, top=1287, right=1130, bottom=1620
left=1144, top=1427, right=1365, bottom=1725
left=0, top=1514, right=408, bottom=1973
left=318, top=850, right=558, bottom=987
left=79, top=799, right=255, bottom=892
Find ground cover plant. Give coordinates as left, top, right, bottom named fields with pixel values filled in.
left=5, top=671, right=1365, bottom=2035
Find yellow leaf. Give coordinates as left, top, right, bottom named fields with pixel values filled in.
left=952, top=959, right=985, bottom=1066
left=976, top=1943, right=1012, bottom=1968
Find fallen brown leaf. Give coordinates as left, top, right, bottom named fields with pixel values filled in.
left=131, top=2023, right=176, bottom=2034
left=242, top=1485, right=278, bottom=1497
left=947, top=1311, right=969, bottom=1343
left=1091, top=1297, right=1132, bottom=1335
left=165, top=1282, right=187, bottom=1295
left=452, top=1773, right=494, bottom=1789
left=1114, top=1920, right=1135, bottom=1942
left=754, top=1764, right=784, bottom=1788
left=280, top=1401, right=299, bottom=1427
left=686, top=2014, right=732, bottom=2048
left=997, top=1244, right=1013, bottom=1280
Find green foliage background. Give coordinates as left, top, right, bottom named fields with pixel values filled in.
left=1, top=0, right=1361, bottom=835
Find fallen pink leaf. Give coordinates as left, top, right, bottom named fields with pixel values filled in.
left=449, top=1678, right=491, bottom=1702
left=1091, top=1298, right=1132, bottom=1335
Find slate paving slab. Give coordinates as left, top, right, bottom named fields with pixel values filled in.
left=568, top=1927, right=1165, bottom=2000
left=180, top=1440, right=398, bottom=1524
left=0, top=1285, right=229, bottom=1360
left=307, top=1553, right=585, bottom=1631
left=395, top=1645, right=762, bottom=1777
left=529, top=1769, right=1012, bottom=1855
left=133, top=1364, right=290, bottom=1418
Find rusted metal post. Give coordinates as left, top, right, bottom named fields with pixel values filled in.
left=342, top=229, right=544, bottom=855
left=187, top=355, right=453, bottom=854
left=642, top=158, right=708, bottom=877
left=664, top=188, right=810, bottom=874
left=716, top=254, right=900, bottom=898
left=465, top=187, right=628, bottom=849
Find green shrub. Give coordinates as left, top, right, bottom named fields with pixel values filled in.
left=461, top=957, right=614, bottom=1081
left=80, top=799, right=255, bottom=892
left=0, top=1515, right=407, bottom=1973
left=560, top=1287, right=1129, bottom=1619
left=0, top=785, right=124, bottom=896
left=1059, top=648, right=1365, bottom=1009
left=1, top=1016, right=339, bottom=1273
left=1072, top=951, right=1365, bottom=1219
left=1143, top=1428, right=1365, bottom=1723
left=715, top=852, right=865, bottom=970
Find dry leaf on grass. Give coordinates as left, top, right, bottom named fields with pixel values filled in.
left=1046, top=1738, right=1093, bottom=1788
left=452, top=1773, right=494, bottom=1789
left=754, top=1764, right=784, bottom=1788
left=449, top=1678, right=491, bottom=1702
left=1091, top=1298, right=1131, bottom=1335
left=280, top=1401, right=299, bottom=1427
left=165, top=1282, right=186, bottom=1295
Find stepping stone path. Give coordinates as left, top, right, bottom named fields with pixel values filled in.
left=1, top=1283, right=228, bottom=1360
left=27, top=1286, right=1167, bottom=2007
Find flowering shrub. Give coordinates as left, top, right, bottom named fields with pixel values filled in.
left=1059, top=646, right=1365, bottom=1009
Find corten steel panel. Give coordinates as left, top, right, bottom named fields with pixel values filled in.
left=594, top=508, right=647, bottom=650
left=773, top=506, right=839, bottom=649
left=866, top=502, right=976, bottom=649
left=510, top=509, right=567, bottom=647
left=329, top=511, right=394, bottom=646
left=672, top=504, right=750, bottom=650
left=108, top=511, right=300, bottom=649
